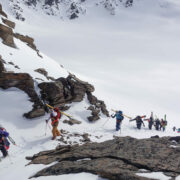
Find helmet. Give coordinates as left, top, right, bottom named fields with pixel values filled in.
left=118, top=111, right=122, bottom=115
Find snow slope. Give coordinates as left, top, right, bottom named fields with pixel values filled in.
left=1, top=1, right=180, bottom=180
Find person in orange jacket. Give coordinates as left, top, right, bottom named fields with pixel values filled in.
left=46, top=108, right=61, bottom=140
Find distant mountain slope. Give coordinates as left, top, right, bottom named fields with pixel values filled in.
left=1, top=0, right=177, bottom=21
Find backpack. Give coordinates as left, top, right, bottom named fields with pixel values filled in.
left=116, top=111, right=124, bottom=121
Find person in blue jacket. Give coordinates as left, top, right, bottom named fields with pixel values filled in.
left=111, top=111, right=124, bottom=131
left=0, top=127, right=10, bottom=158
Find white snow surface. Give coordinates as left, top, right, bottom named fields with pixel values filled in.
left=0, top=0, right=180, bottom=180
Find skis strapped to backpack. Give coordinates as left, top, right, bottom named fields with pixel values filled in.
left=46, top=104, right=72, bottom=118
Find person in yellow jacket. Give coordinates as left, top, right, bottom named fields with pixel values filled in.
left=46, top=108, right=61, bottom=140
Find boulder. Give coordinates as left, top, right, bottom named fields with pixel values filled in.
left=63, top=119, right=81, bottom=126
left=39, top=74, right=109, bottom=120
left=87, top=92, right=109, bottom=117
left=27, top=136, right=180, bottom=179
left=87, top=105, right=100, bottom=122
left=38, top=81, right=65, bottom=106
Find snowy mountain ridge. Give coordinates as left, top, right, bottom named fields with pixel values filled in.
left=1, top=0, right=177, bottom=21
left=1, top=1, right=180, bottom=180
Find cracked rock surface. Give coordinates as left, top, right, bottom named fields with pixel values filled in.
left=27, top=136, right=180, bottom=179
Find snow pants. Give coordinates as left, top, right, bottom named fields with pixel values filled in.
left=137, top=123, right=142, bottom=129
left=116, top=120, right=122, bottom=131
left=0, top=145, right=8, bottom=157
left=149, top=123, right=153, bottom=130
left=52, top=122, right=60, bottom=139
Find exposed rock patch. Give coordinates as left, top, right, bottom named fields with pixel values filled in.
left=0, top=4, right=7, bottom=18
left=2, top=18, right=15, bottom=29
left=39, top=73, right=109, bottom=121
left=0, top=56, right=6, bottom=73
left=0, top=24, right=16, bottom=48
left=27, top=136, right=180, bottom=179
left=63, top=118, right=81, bottom=126
left=0, top=72, right=45, bottom=118
left=34, top=68, right=55, bottom=81
left=13, top=33, right=42, bottom=57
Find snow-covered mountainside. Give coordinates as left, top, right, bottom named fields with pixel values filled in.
left=0, top=0, right=134, bottom=21
left=1, top=1, right=180, bottom=180
left=1, top=0, right=177, bottom=21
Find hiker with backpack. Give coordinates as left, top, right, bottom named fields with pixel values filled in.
left=144, top=112, right=154, bottom=130
left=46, top=107, right=61, bottom=140
left=130, top=115, right=145, bottom=129
left=135, top=116, right=145, bottom=129
left=0, top=126, right=10, bottom=158
left=111, top=111, right=124, bottom=131
left=154, top=118, right=161, bottom=131
left=160, top=119, right=167, bottom=131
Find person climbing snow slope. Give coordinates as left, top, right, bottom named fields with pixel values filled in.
left=111, top=111, right=124, bottom=131
left=46, top=107, right=61, bottom=140
left=0, top=126, right=10, bottom=158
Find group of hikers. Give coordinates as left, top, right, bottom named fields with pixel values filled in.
left=111, top=110, right=168, bottom=131
left=0, top=105, right=180, bottom=159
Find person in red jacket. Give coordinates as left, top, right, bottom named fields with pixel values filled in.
left=46, top=108, right=61, bottom=140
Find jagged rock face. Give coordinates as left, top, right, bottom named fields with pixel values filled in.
left=2, top=18, right=16, bottom=29
left=0, top=24, right=16, bottom=48
left=13, top=33, right=42, bottom=57
left=27, top=136, right=180, bottom=179
left=38, top=74, right=109, bottom=121
left=0, top=72, right=45, bottom=118
left=0, top=4, right=7, bottom=18
left=0, top=56, right=6, bottom=73
left=39, top=74, right=95, bottom=105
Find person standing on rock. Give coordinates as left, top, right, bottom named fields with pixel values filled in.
left=0, top=126, right=10, bottom=158
left=111, top=111, right=124, bottom=131
left=46, top=108, right=61, bottom=140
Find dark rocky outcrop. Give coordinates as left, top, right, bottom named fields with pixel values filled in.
left=63, top=118, right=81, bottom=126
left=0, top=24, right=16, bottom=48
left=2, top=18, right=15, bottom=29
left=34, top=68, right=55, bottom=81
left=0, top=4, right=7, bottom=18
left=38, top=73, right=109, bottom=120
left=0, top=72, right=45, bottom=118
left=27, top=136, right=180, bottom=179
left=126, top=0, right=133, bottom=7
left=0, top=56, right=6, bottom=73
left=13, top=33, right=42, bottom=57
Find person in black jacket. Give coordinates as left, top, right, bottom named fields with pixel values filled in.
left=136, top=116, right=145, bottom=129
left=0, top=127, right=10, bottom=158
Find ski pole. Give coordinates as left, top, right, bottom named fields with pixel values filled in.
left=101, top=118, right=111, bottom=128
left=8, top=136, right=16, bottom=146
left=93, top=118, right=110, bottom=132
left=45, top=121, right=48, bottom=136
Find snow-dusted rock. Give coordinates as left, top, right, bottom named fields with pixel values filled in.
left=27, top=136, right=180, bottom=179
